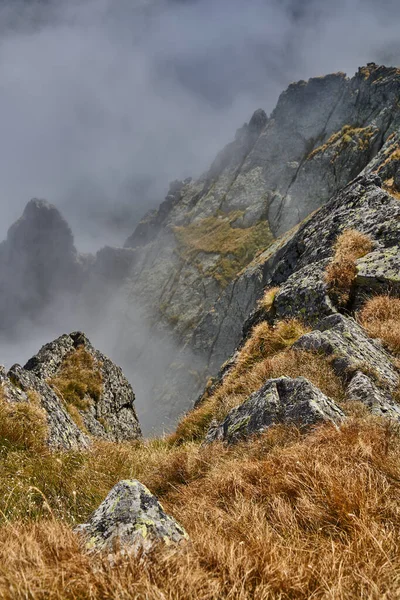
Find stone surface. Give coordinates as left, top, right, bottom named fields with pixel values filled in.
left=24, top=332, right=142, bottom=442
left=346, top=371, right=400, bottom=420
left=0, top=363, right=89, bottom=450
left=354, top=246, right=400, bottom=303
left=205, top=377, right=344, bottom=445
left=76, top=480, right=188, bottom=555
left=293, top=314, right=399, bottom=389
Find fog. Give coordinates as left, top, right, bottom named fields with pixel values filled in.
left=0, top=0, right=400, bottom=433
left=0, top=0, right=399, bottom=249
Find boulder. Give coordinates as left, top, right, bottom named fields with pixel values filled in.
left=293, top=314, right=399, bottom=389
left=346, top=371, right=400, bottom=420
left=76, top=480, right=188, bottom=555
left=273, top=260, right=337, bottom=324
left=205, top=377, right=344, bottom=445
left=354, top=246, right=400, bottom=304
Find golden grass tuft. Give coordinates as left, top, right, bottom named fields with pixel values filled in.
left=1, top=418, right=400, bottom=598
left=325, top=229, right=373, bottom=303
left=48, top=347, right=103, bottom=411
left=257, top=286, right=279, bottom=312
left=358, top=295, right=400, bottom=356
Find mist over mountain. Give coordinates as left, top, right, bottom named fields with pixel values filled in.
left=0, top=0, right=400, bottom=251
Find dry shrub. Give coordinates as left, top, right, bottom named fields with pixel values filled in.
left=325, top=229, right=373, bottom=303
left=2, top=419, right=400, bottom=598
left=48, top=347, right=102, bottom=411
left=257, top=286, right=279, bottom=312
left=358, top=295, right=400, bottom=355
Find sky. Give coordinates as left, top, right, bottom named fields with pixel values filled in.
left=0, top=0, right=399, bottom=250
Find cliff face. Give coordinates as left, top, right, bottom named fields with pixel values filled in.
left=115, top=63, right=400, bottom=423
left=123, top=63, right=400, bottom=330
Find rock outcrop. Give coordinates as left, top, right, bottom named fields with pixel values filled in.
left=205, top=377, right=344, bottom=445
left=293, top=314, right=399, bottom=390
left=76, top=480, right=188, bottom=555
left=0, top=363, right=89, bottom=451
left=0, top=332, right=141, bottom=450
left=24, top=332, right=142, bottom=442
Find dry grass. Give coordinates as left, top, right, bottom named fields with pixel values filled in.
left=257, top=286, right=279, bottom=312
left=325, top=229, right=373, bottom=304
left=170, top=319, right=348, bottom=444
left=48, top=347, right=103, bottom=411
left=358, top=295, right=400, bottom=356
left=1, top=419, right=400, bottom=598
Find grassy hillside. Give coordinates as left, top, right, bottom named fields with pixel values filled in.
left=1, top=294, right=400, bottom=598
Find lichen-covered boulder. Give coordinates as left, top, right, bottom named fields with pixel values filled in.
left=24, top=331, right=142, bottom=442
left=293, top=314, right=399, bottom=389
left=354, top=246, right=400, bottom=302
left=0, top=364, right=89, bottom=450
left=76, top=480, right=188, bottom=555
left=346, top=371, right=400, bottom=419
left=205, top=377, right=344, bottom=445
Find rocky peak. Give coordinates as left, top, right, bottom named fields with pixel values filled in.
left=0, top=198, right=87, bottom=331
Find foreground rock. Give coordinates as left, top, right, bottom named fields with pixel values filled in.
left=24, top=331, right=142, bottom=442
left=76, top=480, right=188, bottom=555
left=205, top=377, right=344, bottom=445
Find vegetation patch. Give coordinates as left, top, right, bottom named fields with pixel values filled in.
left=257, top=286, right=279, bottom=313
left=308, top=124, right=377, bottom=161
left=48, top=347, right=103, bottom=412
left=325, top=229, right=373, bottom=304
left=173, top=211, right=274, bottom=287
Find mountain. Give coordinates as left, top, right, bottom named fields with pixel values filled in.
left=2, top=63, right=400, bottom=431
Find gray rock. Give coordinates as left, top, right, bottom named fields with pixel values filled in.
left=24, top=332, right=142, bottom=442
left=1, top=364, right=89, bottom=450
left=273, top=259, right=337, bottom=324
left=76, top=480, right=188, bottom=555
left=354, top=246, right=400, bottom=303
left=346, top=371, right=400, bottom=419
left=205, top=377, right=344, bottom=445
left=293, top=314, right=399, bottom=389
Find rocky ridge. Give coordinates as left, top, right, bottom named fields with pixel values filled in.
left=0, top=332, right=141, bottom=449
